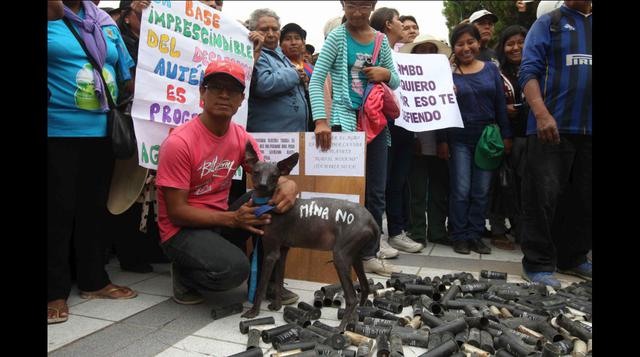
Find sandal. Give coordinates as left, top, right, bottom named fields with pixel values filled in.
left=48, top=300, right=69, bottom=325
left=80, top=284, right=138, bottom=300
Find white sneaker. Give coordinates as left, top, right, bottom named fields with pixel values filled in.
left=377, top=237, right=399, bottom=259
left=389, top=232, right=424, bottom=253
left=363, top=258, right=402, bottom=277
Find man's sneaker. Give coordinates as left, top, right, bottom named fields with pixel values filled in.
left=388, top=232, right=424, bottom=253
left=170, top=263, right=205, bottom=305
left=363, top=258, right=402, bottom=277
left=377, top=237, right=399, bottom=259
left=267, top=284, right=300, bottom=305
left=522, top=269, right=561, bottom=289
left=558, top=261, right=592, bottom=281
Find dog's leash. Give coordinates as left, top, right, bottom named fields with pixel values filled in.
left=248, top=196, right=275, bottom=303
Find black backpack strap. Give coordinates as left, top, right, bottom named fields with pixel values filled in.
left=549, top=8, right=564, bottom=33
left=62, top=17, right=116, bottom=110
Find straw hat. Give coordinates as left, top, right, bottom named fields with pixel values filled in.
left=107, top=152, right=149, bottom=215
left=399, top=34, right=452, bottom=57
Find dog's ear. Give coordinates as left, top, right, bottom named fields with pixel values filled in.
left=245, top=141, right=259, bottom=172
left=277, top=152, right=299, bottom=176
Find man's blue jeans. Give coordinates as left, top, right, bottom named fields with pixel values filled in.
left=448, top=129, right=494, bottom=242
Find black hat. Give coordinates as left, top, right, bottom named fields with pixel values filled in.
left=280, top=23, right=307, bottom=42
left=305, top=44, right=315, bottom=55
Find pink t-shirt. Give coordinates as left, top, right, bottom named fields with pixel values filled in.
left=156, top=116, right=262, bottom=243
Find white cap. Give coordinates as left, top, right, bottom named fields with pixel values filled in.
left=469, top=9, right=499, bottom=24
left=399, top=34, right=452, bottom=57
left=536, top=1, right=564, bottom=19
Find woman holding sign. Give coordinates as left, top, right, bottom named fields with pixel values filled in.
left=309, top=0, right=401, bottom=276
left=437, top=24, right=513, bottom=255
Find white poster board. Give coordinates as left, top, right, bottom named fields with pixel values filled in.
left=304, top=132, right=366, bottom=177
left=300, top=192, right=360, bottom=204
left=391, top=53, right=464, bottom=132
left=250, top=133, right=300, bottom=175
left=132, top=1, right=254, bottom=170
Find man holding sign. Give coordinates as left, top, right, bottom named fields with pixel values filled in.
left=156, top=59, right=299, bottom=305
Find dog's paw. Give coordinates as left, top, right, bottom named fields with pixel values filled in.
left=267, top=302, right=282, bottom=311
left=241, top=308, right=259, bottom=319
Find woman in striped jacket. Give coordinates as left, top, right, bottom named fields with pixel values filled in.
left=308, top=0, right=400, bottom=276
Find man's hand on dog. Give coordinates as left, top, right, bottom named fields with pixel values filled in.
left=269, top=177, right=298, bottom=214
left=231, top=199, right=271, bottom=235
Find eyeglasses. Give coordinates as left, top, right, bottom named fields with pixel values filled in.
left=204, top=82, right=244, bottom=95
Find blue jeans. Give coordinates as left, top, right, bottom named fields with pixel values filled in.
left=361, top=126, right=389, bottom=259
left=385, top=122, right=414, bottom=237
left=448, top=127, right=494, bottom=242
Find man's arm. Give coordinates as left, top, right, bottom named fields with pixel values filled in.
left=163, top=187, right=271, bottom=235
left=519, top=16, right=560, bottom=144
left=523, top=79, right=560, bottom=144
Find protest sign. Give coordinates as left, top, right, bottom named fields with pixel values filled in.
left=391, top=53, right=463, bottom=132
left=132, top=0, right=254, bottom=170
left=250, top=133, right=300, bottom=175
left=304, top=132, right=366, bottom=177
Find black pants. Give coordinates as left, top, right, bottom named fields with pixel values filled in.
left=161, top=191, right=260, bottom=292
left=107, top=200, right=168, bottom=267
left=520, top=135, right=592, bottom=272
left=385, top=122, right=414, bottom=237
left=408, top=154, right=449, bottom=243
left=48, top=138, right=113, bottom=301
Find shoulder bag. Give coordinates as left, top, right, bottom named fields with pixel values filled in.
left=63, top=18, right=137, bottom=159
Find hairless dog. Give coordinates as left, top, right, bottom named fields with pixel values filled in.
left=240, top=142, right=378, bottom=330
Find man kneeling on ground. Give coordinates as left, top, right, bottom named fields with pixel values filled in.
left=156, top=59, right=300, bottom=305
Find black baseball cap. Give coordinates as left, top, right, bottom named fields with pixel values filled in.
left=280, top=23, right=307, bottom=42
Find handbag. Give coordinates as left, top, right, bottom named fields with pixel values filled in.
left=369, top=32, right=400, bottom=121
left=63, top=18, right=137, bottom=160
left=357, top=32, right=401, bottom=143
left=474, top=123, right=504, bottom=170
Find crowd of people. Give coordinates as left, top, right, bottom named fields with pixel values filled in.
left=48, top=0, right=592, bottom=325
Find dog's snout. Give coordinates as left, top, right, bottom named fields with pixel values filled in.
left=258, top=175, right=269, bottom=188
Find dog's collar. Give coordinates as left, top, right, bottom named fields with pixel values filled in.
left=252, top=196, right=271, bottom=205
left=252, top=194, right=274, bottom=217
left=254, top=204, right=275, bottom=217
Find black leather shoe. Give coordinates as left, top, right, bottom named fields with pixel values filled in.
left=453, top=240, right=470, bottom=255
left=469, top=239, right=492, bottom=254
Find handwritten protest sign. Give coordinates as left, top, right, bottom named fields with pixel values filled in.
left=132, top=0, right=254, bottom=170
left=304, top=132, right=366, bottom=177
left=250, top=133, right=300, bottom=175
left=391, top=53, right=463, bottom=132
